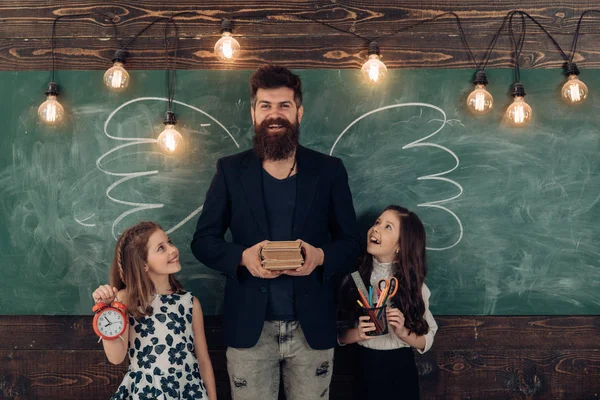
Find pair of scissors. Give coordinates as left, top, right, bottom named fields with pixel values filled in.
left=376, top=277, right=398, bottom=308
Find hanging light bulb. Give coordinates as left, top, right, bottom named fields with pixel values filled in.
left=214, top=20, right=240, bottom=62
left=104, top=50, right=130, bottom=92
left=157, top=111, right=183, bottom=154
left=561, top=62, right=588, bottom=104
left=361, top=41, right=387, bottom=84
left=38, top=82, right=65, bottom=126
left=505, top=83, right=532, bottom=127
left=466, top=70, right=493, bottom=115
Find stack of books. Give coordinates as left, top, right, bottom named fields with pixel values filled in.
left=260, top=241, right=304, bottom=270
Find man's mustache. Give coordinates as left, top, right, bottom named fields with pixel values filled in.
left=258, top=117, right=293, bottom=131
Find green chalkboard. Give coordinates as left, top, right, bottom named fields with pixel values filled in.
left=1, top=69, right=598, bottom=315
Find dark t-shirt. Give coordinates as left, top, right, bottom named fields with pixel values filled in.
left=262, top=169, right=297, bottom=321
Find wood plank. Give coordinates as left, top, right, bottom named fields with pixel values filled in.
left=330, top=346, right=600, bottom=399
left=1, top=347, right=598, bottom=399
left=0, top=1, right=598, bottom=38
left=1, top=316, right=599, bottom=398
left=2, top=33, right=600, bottom=71
left=0, top=315, right=227, bottom=350
left=416, top=349, right=600, bottom=400
left=1, top=1, right=600, bottom=70
left=3, top=316, right=598, bottom=351
left=431, top=316, right=600, bottom=351
left=0, top=350, right=232, bottom=400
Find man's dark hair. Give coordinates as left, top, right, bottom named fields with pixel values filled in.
left=250, top=65, right=302, bottom=109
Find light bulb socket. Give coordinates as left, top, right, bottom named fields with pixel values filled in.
left=220, top=19, right=233, bottom=34
left=163, top=111, right=177, bottom=126
left=565, top=62, right=580, bottom=76
left=511, top=82, right=526, bottom=97
left=111, top=50, right=128, bottom=64
left=45, top=82, right=59, bottom=96
left=473, top=70, right=489, bottom=85
left=368, top=41, right=381, bottom=56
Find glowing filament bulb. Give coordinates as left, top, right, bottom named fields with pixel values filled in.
left=568, top=83, right=581, bottom=102
left=39, top=96, right=63, bottom=124
left=38, top=83, right=65, bottom=126
left=112, top=69, right=123, bottom=87
left=104, top=61, right=130, bottom=91
left=561, top=74, right=588, bottom=104
left=361, top=54, right=387, bottom=84
left=222, top=39, right=233, bottom=59
left=157, top=124, right=183, bottom=154
left=466, top=84, right=493, bottom=115
left=514, top=104, right=525, bottom=123
left=104, top=61, right=129, bottom=92
left=368, top=63, right=379, bottom=82
left=505, top=96, right=532, bottom=127
left=214, top=30, right=240, bottom=61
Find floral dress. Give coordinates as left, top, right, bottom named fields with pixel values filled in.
left=111, top=291, right=208, bottom=399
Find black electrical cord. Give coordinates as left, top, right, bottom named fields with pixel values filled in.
left=162, top=12, right=197, bottom=113
left=164, top=17, right=179, bottom=112
left=295, top=11, right=479, bottom=70
left=119, top=17, right=170, bottom=52
left=50, top=12, right=118, bottom=83
left=505, top=9, right=571, bottom=78
left=508, top=11, right=527, bottom=84
left=569, top=9, right=600, bottom=62
left=478, top=11, right=518, bottom=72
left=288, top=7, right=586, bottom=74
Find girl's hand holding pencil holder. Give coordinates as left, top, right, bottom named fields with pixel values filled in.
left=351, top=271, right=396, bottom=336
left=361, top=305, right=388, bottom=336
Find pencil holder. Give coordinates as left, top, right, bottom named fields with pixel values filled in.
left=361, top=305, right=388, bottom=336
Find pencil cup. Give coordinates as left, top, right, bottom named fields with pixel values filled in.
left=361, top=305, right=388, bottom=336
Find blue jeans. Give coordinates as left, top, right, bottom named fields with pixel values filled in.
left=226, top=320, right=335, bottom=400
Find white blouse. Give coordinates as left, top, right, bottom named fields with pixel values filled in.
left=358, top=259, right=438, bottom=353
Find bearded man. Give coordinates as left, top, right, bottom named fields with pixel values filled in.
left=191, top=65, right=360, bottom=400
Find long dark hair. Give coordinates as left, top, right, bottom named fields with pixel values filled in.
left=338, top=205, right=429, bottom=335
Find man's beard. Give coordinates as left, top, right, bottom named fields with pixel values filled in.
left=252, top=117, right=300, bottom=161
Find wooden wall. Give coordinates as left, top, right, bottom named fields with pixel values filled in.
left=1, top=1, right=600, bottom=399
left=1, top=1, right=600, bottom=71
left=1, top=315, right=599, bottom=400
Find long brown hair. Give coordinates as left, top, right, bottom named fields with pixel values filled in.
left=109, top=221, right=184, bottom=319
left=339, top=205, right=429, bottom=335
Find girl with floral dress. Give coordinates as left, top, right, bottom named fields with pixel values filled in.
left=92, top=221, right=216, bottom=399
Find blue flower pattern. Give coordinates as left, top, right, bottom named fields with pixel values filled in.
left=167, top=312, right=186, bottom=335
left=136, top=344, right=157, bottom=369
left=161, top=375, right=181, bottom=397
left=111, top=292, right=207, bottom=399
left=169, top=342, right=187, bottom=365
left=134, top=316, right=156, bottom=338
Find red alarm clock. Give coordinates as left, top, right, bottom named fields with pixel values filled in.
left=92, top=300, right=128, bottom=341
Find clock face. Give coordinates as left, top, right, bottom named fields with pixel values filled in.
left=96, top=309, right=126, bottom=337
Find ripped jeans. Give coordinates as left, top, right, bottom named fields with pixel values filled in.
left=226, top=320, right=335, bottom=400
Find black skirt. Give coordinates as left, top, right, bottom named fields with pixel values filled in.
left=355, top=345, right=420, bottom=400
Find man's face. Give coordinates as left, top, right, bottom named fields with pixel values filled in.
left=251, top=87, right=304, bottom=161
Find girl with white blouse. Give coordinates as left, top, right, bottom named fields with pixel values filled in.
left=338, top=205, right=438, bottom=399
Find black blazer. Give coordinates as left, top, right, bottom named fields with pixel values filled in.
left=191, top=145, right=360, bottom=349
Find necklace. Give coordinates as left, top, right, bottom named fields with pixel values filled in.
left=286, top=158, right=297, bottom=179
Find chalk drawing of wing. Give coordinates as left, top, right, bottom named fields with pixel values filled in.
left=330, top=103, right=463, bottom=251
left=91, top=97, right=240, bottom=239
